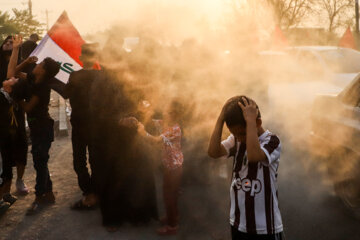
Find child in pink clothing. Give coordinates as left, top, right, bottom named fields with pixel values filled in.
left=137, top=100, right=184, bottom=236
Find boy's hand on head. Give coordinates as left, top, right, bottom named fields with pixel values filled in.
left=238, top=97, right=258, bottom=123
left=12, top=35, right=23, bottom=49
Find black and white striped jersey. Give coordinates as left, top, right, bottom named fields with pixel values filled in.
left=222, top=130, right=283, bottom=234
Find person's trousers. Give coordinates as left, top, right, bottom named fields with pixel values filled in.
left=0, top=131, right=27, bottom=186
left=0, top=150, right=3, bottom=186
left=231, top=226, right=285, bottom=240
left=29, top=120, right=54, bottom=197
left=71, top=125, right=95, bottom=195
left=163, top=166, right=183, bottom=227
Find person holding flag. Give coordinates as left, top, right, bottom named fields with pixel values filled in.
left=62, top=43, right=101, bottom=210
left=7, top=35, right=60, bottom=215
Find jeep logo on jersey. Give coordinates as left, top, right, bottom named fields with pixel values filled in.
left=235, top=178, right=262, bottom=196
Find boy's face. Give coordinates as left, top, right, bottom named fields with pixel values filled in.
left=228, top=125, right=247, bottom=143
left=32, top=61, right=46, bottom=80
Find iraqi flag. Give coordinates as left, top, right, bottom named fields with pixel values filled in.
left=31, top=11, right=87, bottom=83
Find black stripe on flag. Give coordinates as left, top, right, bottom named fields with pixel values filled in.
left=264, top=135, right=280, bottom=155
left=263, top=165, right=273, bottom=234
left=245, top=162, right=258, bottom=234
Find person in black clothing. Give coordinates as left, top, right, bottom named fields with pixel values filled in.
left=62, top=43, right=100, bottom=209
left=0, top=36, right=13, bottom=86
left=21, top=34, right=39, bottom=61
left=7, top=35, right=60, bottom=215
left=0, top=77, right=19, bottom=215
left=0, top=36, right=29, bottom=198
left=89, top=68, right=158, bottom=231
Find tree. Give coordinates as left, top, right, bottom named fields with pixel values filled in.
left=0, top=8, right=44, bottom=43
left=319, top=0, right=354, bottom=33
left=267, top=0, right=314, bottom=29
left=0, top=11, right=18, bottom=41
left=11, top=9, right=44, bottom=39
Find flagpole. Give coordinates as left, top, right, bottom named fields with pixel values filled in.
left=356, top=0, right=359, bottom=33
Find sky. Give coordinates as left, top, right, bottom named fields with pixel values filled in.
left=0, top=0, right=227, bottom=36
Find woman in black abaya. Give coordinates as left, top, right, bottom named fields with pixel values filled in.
left=89, top=70, right=158, bottom=230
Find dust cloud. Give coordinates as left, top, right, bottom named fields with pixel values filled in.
left=76, top=0, right=357, bottom=222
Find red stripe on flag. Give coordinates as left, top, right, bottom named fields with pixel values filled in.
left=48, top=11, right=85, bottom=66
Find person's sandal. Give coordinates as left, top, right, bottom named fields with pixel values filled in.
left=71, top=199, right=97, bottom=210
left=3, top=193, right=17, bottom=205
left=16, top=179, right=30, bottom=195
left=105, top=225, right=119, bottom=232
left=156, top=225, right=178, bottom=236
left=26, top=202, right=41, bottom=216
left=0, top=201, right=10, bottom=216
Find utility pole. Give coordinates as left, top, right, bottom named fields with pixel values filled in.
left=356, top=0, right=359, bottom=33
left=28, top=0, right=32, bottom=17
left=46, top=9, right=49, bottom=31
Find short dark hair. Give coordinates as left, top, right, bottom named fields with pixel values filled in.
left=81, top=43, right=99, bottom=58
left=43, top=57, right=60, bottom=80
left=223, top=95, right=261, bottom=128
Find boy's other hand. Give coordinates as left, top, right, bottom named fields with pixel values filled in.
left=119, top=117, right=138, bottom=128
left=238, top=97, right=258, bottom=123
left=26, top=56, right=38, bottom=64
left=3, top=77, right=19, bottom=93
left=137, top=122, right=146, bottom=135
left=12, top=35, right=23, bottom=49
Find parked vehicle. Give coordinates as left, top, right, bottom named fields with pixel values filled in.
left=311, top=73, right=360, bottom=211
left=287, top=46, right=360, bottom=88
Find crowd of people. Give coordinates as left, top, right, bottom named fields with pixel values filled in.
left=0, top=33, right=285, bottom=239
left=0, top=34, right=185, bottom=235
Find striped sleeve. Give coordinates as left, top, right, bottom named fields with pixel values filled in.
left=221, top=134, right=235, bottom=157
left=261, top=135, right=281, bottom=165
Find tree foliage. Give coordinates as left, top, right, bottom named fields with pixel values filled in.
left=319, top=0, right=354, bottom=33
left=0, top=8, right=44, bottom=42
left=267, top=0, right=314, bottom=29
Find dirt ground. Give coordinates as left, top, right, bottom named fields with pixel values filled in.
left=0, top=130, right=231, bottom=240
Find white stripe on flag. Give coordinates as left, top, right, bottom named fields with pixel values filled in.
left=31, top=34, right=82, bottom=83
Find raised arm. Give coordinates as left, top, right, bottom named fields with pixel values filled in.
left=7, top=35, right=22, bottom=79
left=208, top=106, right=228, bottom=158
left=239, top=97, right=266, bottom=163
left=15, top=56, right=38, bottom=75
left=7, top=35, right=37, bottom=80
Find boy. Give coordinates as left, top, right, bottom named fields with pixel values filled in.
left=7, top=35, right=60, bottom=215
left=208, top=96, right=284, bottom=240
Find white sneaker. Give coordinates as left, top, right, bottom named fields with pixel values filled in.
left=16, top=179, right=29, bottom=195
